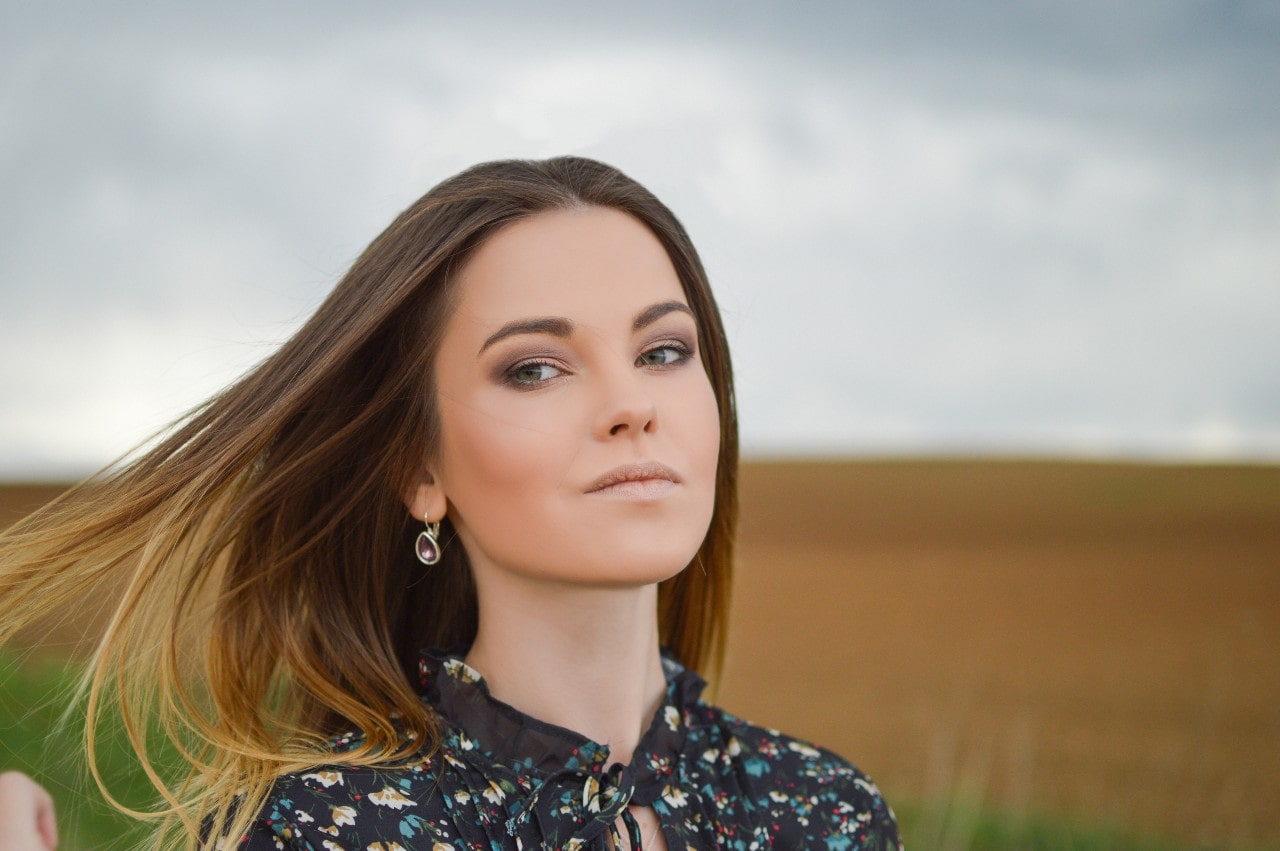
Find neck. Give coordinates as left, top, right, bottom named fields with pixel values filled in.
left=464, top=578, right=667, bottom=767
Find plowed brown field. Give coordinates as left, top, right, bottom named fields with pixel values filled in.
left=4, top=460, right=1279, bottom=845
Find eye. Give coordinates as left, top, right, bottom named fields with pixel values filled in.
left=637, top=343, right=692, bottom=368
left=507, top=360, right=563, bottom=385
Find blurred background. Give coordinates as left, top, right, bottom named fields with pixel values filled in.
left=2, top=2, right=1277, bottom=848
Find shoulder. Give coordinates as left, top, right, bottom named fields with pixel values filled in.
left=242, top=730, right=458, bottom=850
left=690, top=704, right=903, bottom=850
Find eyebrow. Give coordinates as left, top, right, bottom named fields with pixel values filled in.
left=633, top=300, right=693, bottom=331
left=478, top=300, right=693, bottom=355
left=479, top=317, right=572, bottom=354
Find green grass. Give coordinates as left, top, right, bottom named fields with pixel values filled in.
left=1, top=650, right=1276, bottom=851
left=0, top=650, right=155, bottom=850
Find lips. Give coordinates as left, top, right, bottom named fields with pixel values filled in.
left=585, top=461, right=681, bottom=494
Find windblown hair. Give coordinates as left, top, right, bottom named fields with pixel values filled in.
left=0, top=157, right=738, bottom=848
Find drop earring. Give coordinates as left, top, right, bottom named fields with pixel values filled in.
left=415, top=515, right=442, bottom=566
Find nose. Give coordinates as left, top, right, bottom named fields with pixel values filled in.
left=593, top=370, right=658, bottom=440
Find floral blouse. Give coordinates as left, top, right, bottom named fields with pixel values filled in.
left=242, top=649, right=901, bottom=850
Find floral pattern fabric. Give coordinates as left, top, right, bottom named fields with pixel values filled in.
left=242, top=649, right=901, bottom=850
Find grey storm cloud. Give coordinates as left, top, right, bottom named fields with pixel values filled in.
left=1, top=1, right=1278, bottom=476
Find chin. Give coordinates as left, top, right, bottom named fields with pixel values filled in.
left=587, top=543, right=703, bottom=587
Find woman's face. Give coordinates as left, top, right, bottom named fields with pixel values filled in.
left=417, top=205, right=720, bottom=588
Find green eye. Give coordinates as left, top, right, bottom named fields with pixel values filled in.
left=509, top=362, right=560, bottom=384
left=638, top=345, right=689, bottom=367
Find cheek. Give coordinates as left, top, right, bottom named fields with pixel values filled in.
left=436, top=394, right=576, bottom=536
left=686, top=375, right=723, bottom=477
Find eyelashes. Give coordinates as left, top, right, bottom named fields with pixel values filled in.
left=636, top=341, right=694, bottom=368
left=500, top=339, right=696, bottom=389
left=505, top=359, right=562, bottom=386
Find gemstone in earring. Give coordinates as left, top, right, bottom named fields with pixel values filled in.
left=416, top=529, right=440, bottom=564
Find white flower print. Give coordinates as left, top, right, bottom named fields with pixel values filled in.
left=661, top=785, right=688, bottom=808
left=251, top=654, right=901, bottom=851
left=787, top=741, right=821, bottom=759
left=854, top=777, right=880, bottom=796
left=482, top=780, right=506, bottom=804
left=368, top=786, right=414, bottom=810
left=302, top=770, right=344, bottom=788
left=443, top=658, right=481, bottom=683
left=582, top=776, right=601, bottom=812
left=663, top=705, right=680, bottom=732
left=647, top=754, right=672, bottom=776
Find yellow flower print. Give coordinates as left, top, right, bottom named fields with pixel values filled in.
left=366, top=843, right=407, bottom=851
left=368, top=786, right=414, bottom=810
left=663, top=706, right=680, bottom=732
left=302, top=770, right=344, bottom=787
left=582, top=775, right=601, bottom=812
left=454, top=789, right=471, bottom=803
left=661, top=785, right=688, bottom=808
left=331, top=805, right=356, bottom=826
left=322, top=841, right=346, bottom=851
left=443, top=658, right=481, bottom=683
left=482, top=779, right=506, bottom=804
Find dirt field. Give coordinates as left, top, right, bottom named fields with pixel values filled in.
left=3, top=459, right=1278, bottom=845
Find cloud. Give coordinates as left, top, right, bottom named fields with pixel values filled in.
left=2, top=3, right=1278, bottom=476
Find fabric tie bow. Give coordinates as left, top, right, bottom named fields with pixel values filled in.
left=505, top=761, right=652, bottom=847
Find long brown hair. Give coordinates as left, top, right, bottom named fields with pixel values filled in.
left=0, top=157, right=737, bottom=847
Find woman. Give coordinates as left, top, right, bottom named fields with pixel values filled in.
left=0, top=157, right=899, bottom=849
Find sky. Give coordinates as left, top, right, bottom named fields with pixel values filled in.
left=2, top=1, right=1278, bottom=477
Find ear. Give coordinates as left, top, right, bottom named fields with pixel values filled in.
left=404, top=466, right=449, bottom=524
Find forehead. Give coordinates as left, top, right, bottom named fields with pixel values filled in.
left=449, top=206, right=687, bottom=325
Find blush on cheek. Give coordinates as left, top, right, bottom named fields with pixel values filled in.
left=438, top=401, right=575, bottom=568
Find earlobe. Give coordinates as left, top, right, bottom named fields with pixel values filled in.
left=404, top=471, right=449, bottom=524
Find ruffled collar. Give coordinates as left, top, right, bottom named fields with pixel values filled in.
left=417, top=647, right=706, bottom=809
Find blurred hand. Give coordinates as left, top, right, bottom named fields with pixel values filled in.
left=0, top=771, right=58, bottom=851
